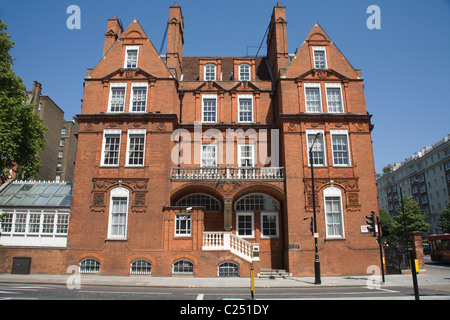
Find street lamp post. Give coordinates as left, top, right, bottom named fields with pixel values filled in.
left=309, top=132, right=322, bottom=285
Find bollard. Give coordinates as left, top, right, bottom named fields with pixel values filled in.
left=250, top=268, right=255, bottom=300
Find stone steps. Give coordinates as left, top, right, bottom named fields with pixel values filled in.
left=258, top=268, right=292, bottom=279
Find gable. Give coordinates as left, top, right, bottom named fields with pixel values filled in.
left=283, top=23, right=360, bottom=80
left=87, top=19, right=173, bottom=80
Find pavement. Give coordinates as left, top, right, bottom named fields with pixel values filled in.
left=0, top=270, right=448, bottom=290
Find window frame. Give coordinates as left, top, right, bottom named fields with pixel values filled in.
left=236, top=212, right=254, bottom=238
left=129, top=83, right=148, bottom=112
left=100, top=129, right=122, bottom=167
left=107, top=187, right=129, bottom=240
left=330, top=130, right=351, bottom=167
left=238, top=94, right=253, bottom=123
left=323, top=187, right=345, bottom=238
left=124, top=46, right=139, bottom=69
left=108, top=83, right=127, bottom=113
left=175, top=213, right=192, bottom=237
left=218, top=261, right=240, bottom=277
left=260, top=211, right=279, bottom=238
left=172, top=259, right=194, bottom=275
left=304, top=83, right=322, bottom=113
left=202, top=94, right=217, bottom=123
left=204, top=64, right=216, bottom=81
left=313, top=46, right=327, bottom=69
left=306, top=129, right=326, bottom=167
left=201, top=144, right=217, bottom=168
left=239, top=64, right=251, bottom=81
left=125, top=129, right=146, bottom=167
left=238, top=144, right=255, bottom=167
left=325, top=83, right=344, bottom=113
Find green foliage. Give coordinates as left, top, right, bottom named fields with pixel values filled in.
left=437, top=202, right=450, bottom=233
left=0, top=19, right=47, bottom=183
left=390, top=194, right=430, bottom=241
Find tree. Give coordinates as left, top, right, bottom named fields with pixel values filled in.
left=0, top=19, right=47, bottom=183
left=437, top=202, right=450, bottom=234
left=391, top=194, right=430, bottom=242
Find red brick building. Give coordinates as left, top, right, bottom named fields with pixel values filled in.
left=1, top=3, right=380, bottom=277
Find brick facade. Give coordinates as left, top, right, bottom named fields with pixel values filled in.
left=1, top=3, right=380, bottom=277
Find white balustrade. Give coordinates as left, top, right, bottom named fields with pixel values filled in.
left=202, top=231, right=259, bottom=262
left=171, top=167, right=284, bottom=181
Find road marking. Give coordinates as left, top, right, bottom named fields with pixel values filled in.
left=196, top=294, right=204, bottom=300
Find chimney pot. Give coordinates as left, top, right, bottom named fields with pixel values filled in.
left=174, top=2, right=178, bottom=6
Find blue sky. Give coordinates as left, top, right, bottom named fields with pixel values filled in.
left=1, top=0, right=449, bottom=174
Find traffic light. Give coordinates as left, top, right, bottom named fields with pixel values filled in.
left=366, top=212, right=376, bottom=237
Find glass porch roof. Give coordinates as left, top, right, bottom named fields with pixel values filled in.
left=0, top=181, right=72, bottom=207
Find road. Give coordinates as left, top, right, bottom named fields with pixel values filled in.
left=0, top=256, right=448, bottom=301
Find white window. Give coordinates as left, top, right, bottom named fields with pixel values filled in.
left=238, top=95, right=253, bottom=122
left=126, top=129, right=146, bottom=166
left=324, top=187, right=344, bottom=238
left=125, top=46, right=139, bottom=68
left=306, top=130, right=326, bottom=166
left=201, top=144, right=217, bottom=167
left=331, top=130, right=351, bottom=166
left=108, top=188, right=129, bottom=239
left=261, top=212, right=279, bottom=238
left=175, top=214, right=192, bottom=236
left=79, top=258, right=100, bottom=274
left=130, top=260, right=152, bottom=275
left=58, top=151, right=63, bottom=159
left=236, top=212, right=254, bottom=238
left=239, top=64, right=251, bottom=81
left=202, top=95, right=217, bottom=122
left=60, top=138, right=65, bottom=147
left=172, top=259, right=194, bottom=275
left=238, top=144, right=254, bottom=167
left=204, top=64, right=216, bottom=81
left=130, top=83, right=147, bottom=112
left=108, top=83, right=127, bottom=112
left=218, top=262, right=240, bottom=277
left=326, top=84, right=344, bottom=113
left=61, top=127, right=66, bottom=135
left=313, top=47, right=327, bottom=69
left=304, top=83, right=322, bottom=113
left=101, top=130, right=121, bottom=166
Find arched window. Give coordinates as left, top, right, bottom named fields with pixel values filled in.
left=204, top=64, right=216, bottom=81
left=218, top=262, right=240, bottom=277
left=79, top=258, right=100, bottom=274
left=108, top=187, right=129, bottom=239
left=323, top=187, right=344, bottom=238
left=176, top=193, right=221, bottom=211
left=235, top=193, right=279, bottom=211
left=172, top=259, right=194, bottom=275
left=130, top=259, right=152, bottom=275
left=239, top=64, right=251, bottom=81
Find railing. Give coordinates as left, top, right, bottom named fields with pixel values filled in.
left=202, top=231, right=260, bottom=262
left=171, top=167, right=284, bottom=181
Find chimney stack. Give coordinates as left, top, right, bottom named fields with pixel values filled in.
left=166, top=3, right=184, bottom=79
left=103, top=15, right=124, bottom=56
left=266, top=3, right=288, bottom=79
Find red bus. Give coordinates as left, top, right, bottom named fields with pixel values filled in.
left=428, top=234, right=450, bottom=262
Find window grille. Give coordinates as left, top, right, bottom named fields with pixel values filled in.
left=130, top=260, right=152, bottom=275
left=218, top=262, right=240, bottom=277
left=175, top=193, right=221, bottom=211
left=235, top=194, right=279, bottom=211
left=80, top=258, right=100, bottom=274
left=173, top=259, right=194, bottom=274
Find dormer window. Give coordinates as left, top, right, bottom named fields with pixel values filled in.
left=125, top=46, right=139, bottom=68
left=239, top=64, right=251, bottom=81
left=204, top=64, right=216, bottom=81
left=313, top=47, right=327, bottom=69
